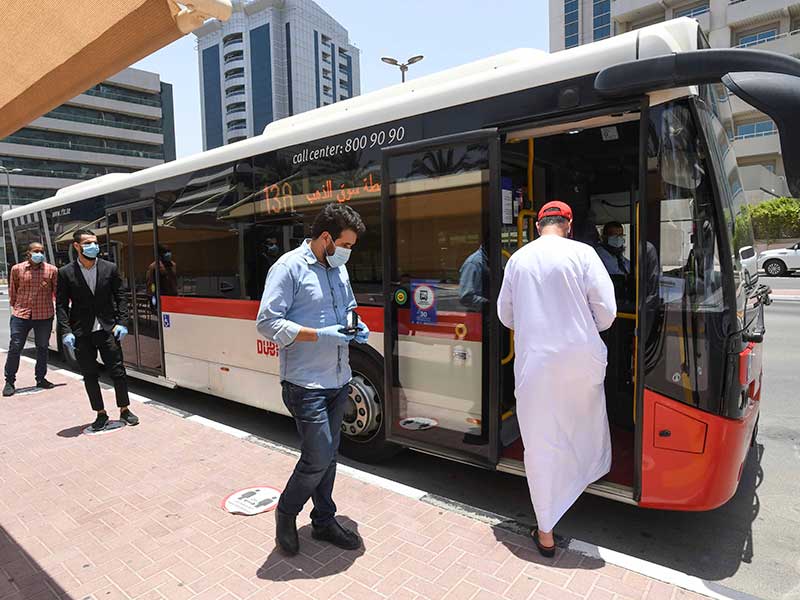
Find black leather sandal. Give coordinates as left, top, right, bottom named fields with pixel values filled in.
left=532, top=529, right=556, bottom=558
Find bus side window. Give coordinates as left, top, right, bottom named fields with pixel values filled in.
left=156, top=161, right=255, bottom=300
left=251, top=149, right=384, bottom=305
left=12, top=223, right=45, bottom=265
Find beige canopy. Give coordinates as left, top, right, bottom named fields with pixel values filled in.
left=0, top=0, right=231, bottom=139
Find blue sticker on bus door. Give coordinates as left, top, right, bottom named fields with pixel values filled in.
left=411, top=280, right=437, bottom=325
left=163, top=314, right=171, bottom=328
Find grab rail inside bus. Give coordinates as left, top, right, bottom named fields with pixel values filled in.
left=501, top=248, right=514, bottom=366
left=517, top=210, right=536, bottom=247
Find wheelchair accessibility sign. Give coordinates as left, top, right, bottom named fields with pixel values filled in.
left=411, top=280, right=437, bottom=325
left=163, top=314, right=171, bottom=328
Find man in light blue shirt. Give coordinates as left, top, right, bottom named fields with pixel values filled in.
left=458, top=245, right=488, bottom=311
left=257, top=204, right=369, bottom=556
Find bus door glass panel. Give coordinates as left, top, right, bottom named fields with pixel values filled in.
left=643, top=99, right=729, bottom=413
left=384, top=141, right=493, bottom=461
left=130, top=206, right=162, bottom=373
left=12, top=222, right=44, bottom=264
left=106, top=210, right=138, bottom=368
left=106, top=206, right=163, bottom=374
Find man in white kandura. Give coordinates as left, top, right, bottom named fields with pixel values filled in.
left=497, top=200, right=616, bottom=558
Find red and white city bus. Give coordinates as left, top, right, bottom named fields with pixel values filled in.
left=5, top=18, right=796, bottom=510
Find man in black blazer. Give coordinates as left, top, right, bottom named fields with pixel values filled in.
left=56, top=229, right=139, bottom=431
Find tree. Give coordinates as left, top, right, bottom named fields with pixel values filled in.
left=748, top=197, right=800, bottom=245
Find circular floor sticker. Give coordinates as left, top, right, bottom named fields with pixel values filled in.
left=222, top=486, right=281, bottom=516
left=399, top=417, right=439, bottom=431
left=82, top=420, right=126, bottom=436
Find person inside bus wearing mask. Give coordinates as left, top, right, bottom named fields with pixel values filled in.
left=56, top=229, right=138, bottom=431
left=4, top=242, right=58, bottom=396
left=596, top=221, right=631, bottom=276
left=256, top=203, right=369, bottom=557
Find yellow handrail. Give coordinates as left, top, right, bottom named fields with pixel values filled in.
left=517, top=209, right=537, bottom=248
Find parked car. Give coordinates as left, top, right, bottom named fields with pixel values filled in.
left=739, top=246, right=758, bottom=285
left=758, top=242, right=800, bottom=276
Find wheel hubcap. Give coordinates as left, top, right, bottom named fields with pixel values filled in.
left=342, top=374, right=381, bottom=439
left=767, top=263, right=781, bottom=275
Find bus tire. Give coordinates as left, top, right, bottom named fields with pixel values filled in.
left=763, top=259, right=787, bottom=277
left=339, top=349, right=401, bottom=463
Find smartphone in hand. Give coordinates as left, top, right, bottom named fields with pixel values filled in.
left=339, top=311, right=359, bottom=335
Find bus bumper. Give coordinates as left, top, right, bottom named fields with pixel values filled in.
left=639, top=387, right=759, bottom=511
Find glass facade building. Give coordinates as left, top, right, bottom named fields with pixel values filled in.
left=0, top=67, right=176, bottom=208
left=195, top=0, right=361, bottom=150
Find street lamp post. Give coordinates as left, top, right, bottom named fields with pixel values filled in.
left=381, top=55, right=424, bottom=83
left=0, top=166, right=22, bottom=210
left=0, top=166, right=22, bottom=281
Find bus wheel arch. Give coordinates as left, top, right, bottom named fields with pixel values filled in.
left=340, top=347, right=401, bottom=463
left=763, top=259, right=787, bottom=277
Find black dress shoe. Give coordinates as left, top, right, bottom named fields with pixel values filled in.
left=120, top=409, right=139, bottom=426
left=91, top=413, right=109, bottom=431
left=311, top=519, right=361, bottom=551
left=2, top=382, right=15, bottom=397
left=275, top=510, right=299, bottom=555
left=36, top=379, right=56, bottom=389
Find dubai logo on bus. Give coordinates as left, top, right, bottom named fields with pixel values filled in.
left=257, top=340, right=279, bottom=358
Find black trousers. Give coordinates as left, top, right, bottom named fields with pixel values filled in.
left=75, top=330, right=129, bottom=412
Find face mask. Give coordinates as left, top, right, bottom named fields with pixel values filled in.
left=80, top=243, right=100, bottom=259
left=30, top=252, right=45, bottom=264
left=325, top=236, right=351, bottom=268
left=162, top=252, right=172, bottom=262
left=607, top=236, right=625, bottom=249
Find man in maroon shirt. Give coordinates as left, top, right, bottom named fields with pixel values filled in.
left=4, top=242, right=58, bottom=396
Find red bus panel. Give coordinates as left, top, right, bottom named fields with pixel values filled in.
left=640, top=389, right=758, bottom=511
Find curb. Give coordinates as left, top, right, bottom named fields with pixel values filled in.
left=4, top=348, right=758, bottom=600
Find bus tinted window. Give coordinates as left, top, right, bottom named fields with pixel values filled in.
left=643, top=99, right=730, bottom=413
left=250, top=148, right=383, bottom=303
left=49, top=197, right=110, bottom=267
left=155, top=161, right=256, bottom=300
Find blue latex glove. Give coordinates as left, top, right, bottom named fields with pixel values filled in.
left=317, top=324, right=355, bottom=346
left=62, top=333, right=76, bottom=350
left=113, top=325, right=128, bottom=340
left=355, top=321, right=370, bottom=344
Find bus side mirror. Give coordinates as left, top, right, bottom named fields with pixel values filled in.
left=722, top=71, right=800, bottom=198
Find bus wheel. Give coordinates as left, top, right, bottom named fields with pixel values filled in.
left=339, top=351, right=400, bottom=463
left=764, top=259, right=787, bottom=277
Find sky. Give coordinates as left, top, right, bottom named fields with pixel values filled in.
left=133, top=1, right=550, bottom=159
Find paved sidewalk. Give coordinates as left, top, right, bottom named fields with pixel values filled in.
left=0, top=358, right=712, bottom=600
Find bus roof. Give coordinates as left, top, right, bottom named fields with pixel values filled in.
left=3, top=18, right=701, bottom=222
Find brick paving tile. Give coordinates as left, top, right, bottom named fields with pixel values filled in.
left=442, top=579, right=479, bottom=600
left=0, top=359, right=717, bottom=600
left=505, top=573, right=541, bottom=600
left=644, top=580, right=678, bottom=600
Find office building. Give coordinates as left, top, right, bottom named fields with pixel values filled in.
left=549, top=0, right=800, bottom=200
left=194, top=0, right=361, bottom=150
left=0, top=67, right=176, bottom=209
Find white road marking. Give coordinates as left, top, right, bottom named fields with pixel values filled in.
left=569, top=540, right=760, bottom=600
left=186, top=415, right=249, bottom=439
